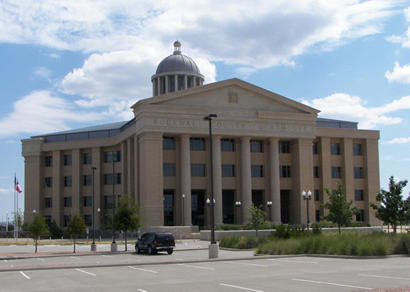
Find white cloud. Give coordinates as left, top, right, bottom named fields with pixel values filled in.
left=384, top=137, right=410, bottom=144
left=0, top=187, right=12, bottom=194
left=33, top=66, right=51, bottom=80
left=385, top=62, right=410, bottom=83
left=0, top=90, right=104, bottom=138
left=303, top=93, right=410, bottom=129
left=405, top=7, right=410, bottom=22
left=386, top=6, right=410, bottom=48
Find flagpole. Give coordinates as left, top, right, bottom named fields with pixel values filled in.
left=16, top=177, right=19, bottom=238
left=14, top=174, right=16, bottom=239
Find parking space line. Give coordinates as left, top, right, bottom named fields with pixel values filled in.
left=37, top=258, right=45, bottom=261
left=268, top=259, right=318, bottom=264
left=70, top=256, right=81, bottom=260
left=137, top=289, right=147, bottom=292
left=19, top=271, right=30, bottom=280
left=227, top=262, right=270, bottom=267
left=177, top=264, right=214, bottom=270
left=3, top=260, right=7, bottom=263
left=127, top=266, right=158, bottom=274
left=292, top=278, right=372, bottom=290
left=220, top=283, right=264, bottom=292
left=75, top=268, right=96, bottom=277
left=359, top=274, right=410, bottom=281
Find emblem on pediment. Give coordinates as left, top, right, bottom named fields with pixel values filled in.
left=228, top=91, right=238, bottom=103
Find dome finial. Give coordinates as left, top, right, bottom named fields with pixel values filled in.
left=173, top=40, right=181, bottom=55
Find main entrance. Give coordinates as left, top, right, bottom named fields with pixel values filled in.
left=163, top=190, right=174, bottom=226
left=252, top=190, right=264, bottom=209
left=191, top=189, right=205, bottom=228
left=222, top=190, right=235, bottom=224
left=280, top=189, right=291, bottom=223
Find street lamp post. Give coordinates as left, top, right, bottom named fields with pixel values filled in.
left=91, top=166, right=97, bottom=251
left=111, top=154, right=117, bottom=252
left=235, top=201, right=242, bottom=224
left=302, top=190, right=312, bottom=230
left=204, top=113, right=218, bottom=259
left=266, top=201, right=273, bottom=222
left=182, top=194, right=185, bottom=226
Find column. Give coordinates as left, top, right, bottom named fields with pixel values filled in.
left=343, top=138, right=354, bottom=202
left=52, top=151, right=61, bottom=225
left=184, top=75, right=188, bottom=89
left=134, top=135, right=139, bottom=205
left=156, top=77, right=160, bottom=96
left=165, top=75, right=169, bottom=94
left=269, top=138, right=281, bottom=223
left=138, top=133, right=164, bottom=226
left=240, top=137, right=252, bottom=223
left=152, top=79, right=156, bottom=96
left=212, top=136, right=222, bottom=225
left=24, top=155, right=41, bottom=223
left=174, top=75, right=178, bottom=91
left=180, top=135, right=191, bottom=225
left=72, top=149, right=81, bottom=216
left=127, top=138, right=134, bottom=201
left=92, top=147, right=101, bottom=230
left=121, top=142, right=127, bottom=196
left=320, top=137, right=331, bottom=215
left=365, top=139, right=380, bottom=225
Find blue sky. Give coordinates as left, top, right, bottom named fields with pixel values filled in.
left=0, top=1, right=409, bottom=222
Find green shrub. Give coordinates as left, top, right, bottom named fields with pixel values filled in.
left=220, top=234, right=268, bottom=249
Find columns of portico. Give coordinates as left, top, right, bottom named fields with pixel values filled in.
left=174, top=75, right=178, bottom=91
left=165, top=75, right=169, bottom=94
left=180, top=134, right=192, bottom=226
left=184, top=75, right=188, bottom=89
left=240, top=137, right=252, bottom=224
left=212, top=135, right=222, bottom=225
left=269, top=138, right=281, bottom=223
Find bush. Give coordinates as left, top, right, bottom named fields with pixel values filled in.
left=220, top=234, right=268, bottom=249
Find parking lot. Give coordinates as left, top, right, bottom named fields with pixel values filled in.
left=0, top=252, right=409, bottom=291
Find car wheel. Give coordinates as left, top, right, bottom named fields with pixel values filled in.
left=167, top=249, right=173, bottom=255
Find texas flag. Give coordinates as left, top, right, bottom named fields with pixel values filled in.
left=14, top=176, right=22, bottom=194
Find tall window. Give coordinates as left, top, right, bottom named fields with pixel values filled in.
left=355, top=189, right=364, bottom=201
left=222, top=164, right=235, bottom=177
left=44, top=156, right=52, bottom=167
left=279, top=141, right=291, bottom=153
left=104, top=173, right=121, bottom=185
left=83, top=196, right=92, bottom=207
left=191, top=164, right=206, bottom=177
left=44, top=177, right=53, bottom=188
left=251, top=165, right=264, bottom=177
left=331, top=167, right=342, bottom=178
left=251, top=140, right=263, bottom=153
left=190, top=138, right=206, bottom=151
left=314, top=189, right=320, bottom=201
left=356, top=209, right=365, bottom=222
left=104, top=195, right=113, bottom=209
left=63, top=154, right=72, bottom=166
left=163, top=163, right=176, bottom=176
left=44, top=197, right=52, bottom=208
left=83, top=152, right=92, bottom=164
left=221, top=139, right=235, bottom=152
left=83, top=174, right=92, bottom=186
left=63, top=176, right=72, bottom=187
left=63, top=215, right=71, bottom=227
left=163, top=137, right=176, bottom=150
left=353, top=143, right=363, bottom=156
left=312, top=142, right=319, bottom=155
left=354, top=167, right=364, bottom=179
left=313, top=166, right=320, bottom=178
left=84, top=215, right=92, bottom=226
left=63, top=196, right=72, bottom=208
left=331, top=143, right=341, bottom=155
left=103, top=151, right=121, bottom=163
left=315, top=210, right=320, bottom=221
left=280, top=165, right=291, bottom=178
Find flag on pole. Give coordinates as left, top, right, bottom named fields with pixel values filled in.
left=14, top=175, right=22, bottom=194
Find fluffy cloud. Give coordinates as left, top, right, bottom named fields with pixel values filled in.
left=0, top=90, right=103, bottom=138
left=385, top=62, right=410, bottom=84
left=384, top=137, right=410, bottom=144
left=302, top=93, right=410, bottom=129
left=386, top=6, right=410, bottom=48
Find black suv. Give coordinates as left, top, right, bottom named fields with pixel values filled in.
left=135, top=232, right=175, bottom=255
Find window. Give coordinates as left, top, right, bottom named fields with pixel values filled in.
left=280, top=165, right=291, bottom=178
left=190, top=138, right=206, bottom=151
left=353, top=143, right=363, bottom=156
left=83, top=174, right=92, bottom=186
left=104, top=173, right=121, bottom=185
left=83, top=152, right=92, bottom=164
left=312, top=142, right=319, bottom=155
left=354, top=167, right=364, bottom=179
left=331, top=143, right=341, bottom=155
left=314, top=189, right=320, bottom=201
left=313, top=166, right=320, bottom=178
left=45, top=216, right=52, bottom=224
left=64, top=176, right=72, bottom=187
left=355, top=189, right=364, bottom=201
left=84, top=215, right=92, bottom=226
left=221, top=139, right=235, bottom=152
left=163, top=163, right=176, bottom=176
left=163, top=137, right=176, bottom=150
left=315, top=210, right=320, bottom=221
left=83, top=196, right=92, bottom=207
left=191, top=164, right=206, bottom=177
left=279, top=141, right=291, bottom=153
left=45, top=156, right=52, bottom=167
left=44, top=177, right=53, bottom=188
left=251, top=140, right=263, bottom=153
left=251, top=165, right=264, bottom=177
left=356, top=209, right=365, bottom=222
left=103, top=151, right=121, bottom=163
left=331, top=167, right=342, bottom=178
left=63, top=215, right=71, bottom=227
left=104, top=195, right=113, bottom=209
left=44, top=197, right=52, bottom=208
left=63, top=197, right=72, bottom=208
left=222, top=164, right=235, bottom=177
left=63, top=154, right=72, bottom=166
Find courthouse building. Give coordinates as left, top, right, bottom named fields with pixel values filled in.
left=22, top=42, right=380, bottom=230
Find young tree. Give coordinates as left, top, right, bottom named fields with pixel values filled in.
left=27, top=214, right=50, bottom=253
left=66, top=215, right=86, bottom=253
left=248, top=204, right=265, bottom=237
left=322, top=184, right=358, bottom=234
left=114, top=196, right=141, bottom=251
left=371, top=176, right=408, bottom=233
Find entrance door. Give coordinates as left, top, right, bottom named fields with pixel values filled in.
left=252, top=190, right=264, bottom=209
left=191, top=190, right=205, bottom=228
left=280, top=190, right=291, bottom=223
left=222, top=190, right=235, bottom=224
left=163, top=190, right=174, bottom=226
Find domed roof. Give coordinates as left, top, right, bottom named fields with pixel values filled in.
left=155, top=41, right=202, bottom=76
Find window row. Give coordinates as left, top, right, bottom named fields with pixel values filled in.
left=44, top=151, right=121, bottom=167
left=63, top=215, right=92, bottom=227
left=313, top=142, right=363, bottom=156
left=43, top=173, right=122, bottom=188
left=45, top=196, right=94, bottom=208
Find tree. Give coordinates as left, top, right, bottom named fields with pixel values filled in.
left=47, top=220, right=63, bottom=239
left=114, top=196, right=141, bottom=251
left=66, top=215, right=86, bottom=253
left=27, top=214, right=50, bottom=253
left=371, top=176, right=408, bottom=233
left=322, top=183, right=358, bottom=234
left=248, top=204, right=265, bottom=237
